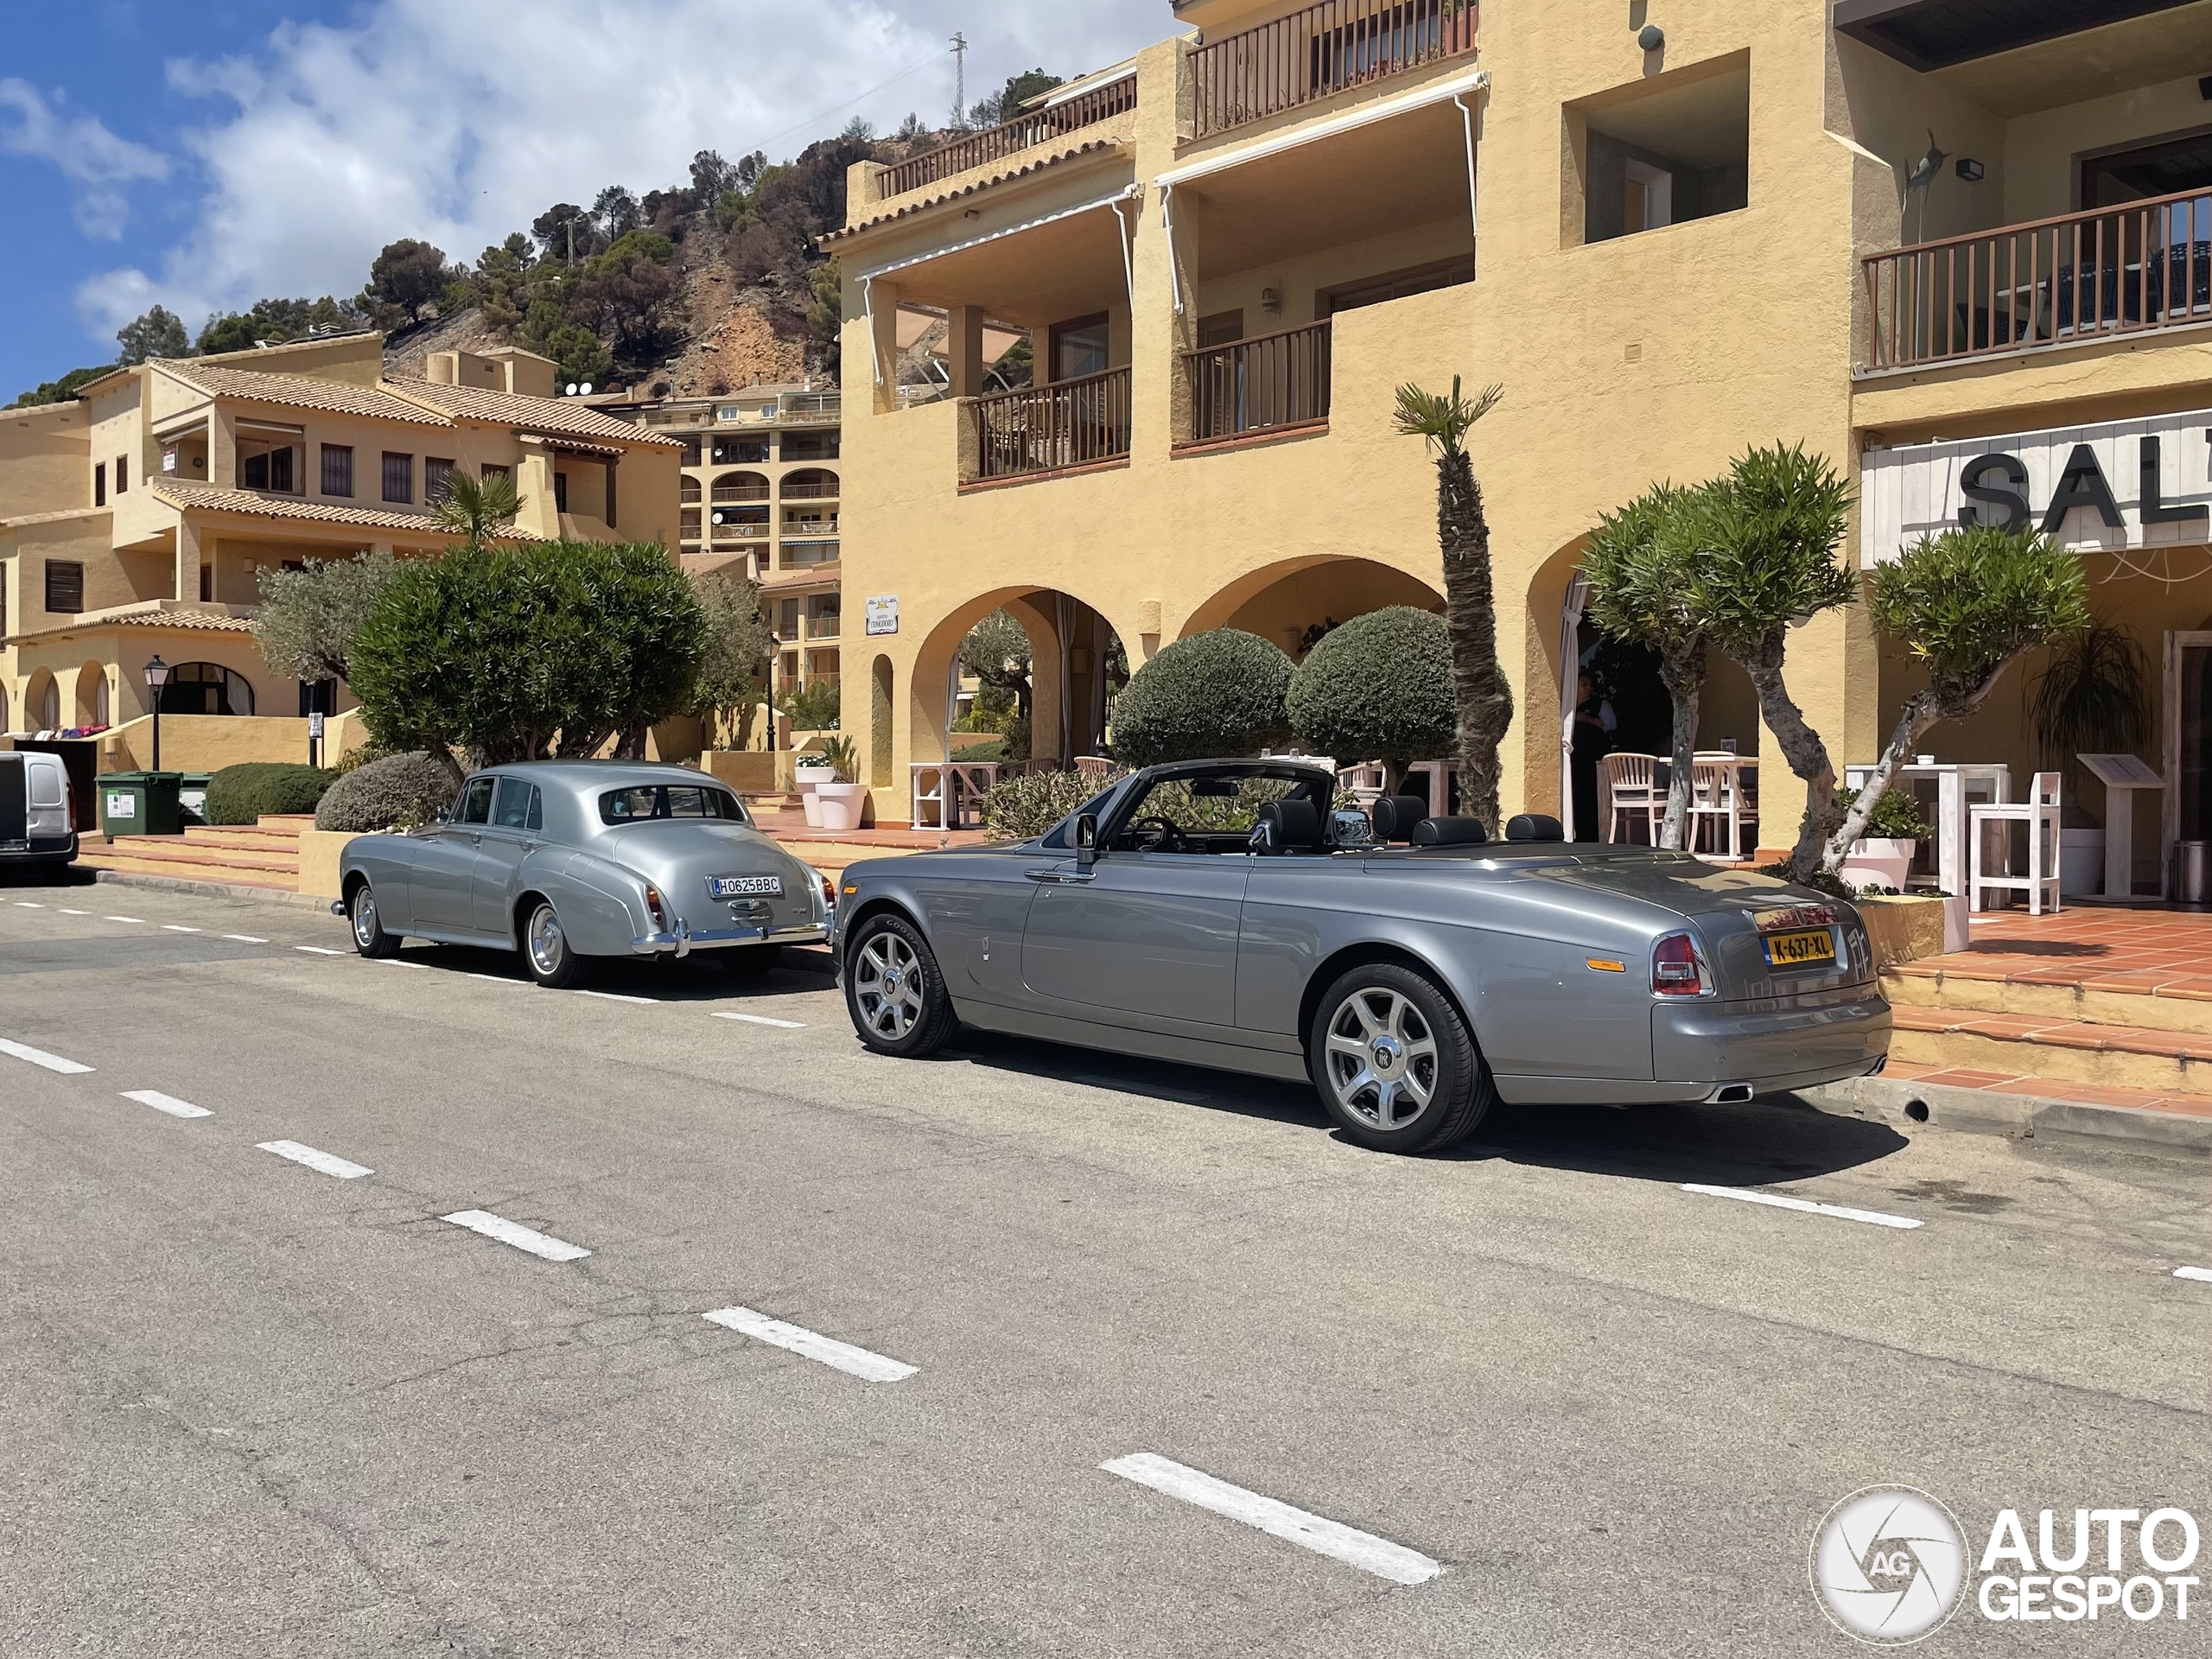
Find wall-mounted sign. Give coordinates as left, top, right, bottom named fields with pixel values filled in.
left=865, top=594, right=899, bottom=636
left=1861, top=407, right=2212, bottom=565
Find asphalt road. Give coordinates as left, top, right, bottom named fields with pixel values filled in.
left=2, top=869, right=2209, bottom=1657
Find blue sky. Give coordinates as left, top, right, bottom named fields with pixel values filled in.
left=2, top=1, right=1169, bottom=402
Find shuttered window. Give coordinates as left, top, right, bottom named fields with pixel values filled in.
left=382, top=452, right=413, bottom=504
left=44, top=560, right=84, bottom=614
left=321, top=444, right=353, bottom=498
left=424, top=457, right=454, bottom=502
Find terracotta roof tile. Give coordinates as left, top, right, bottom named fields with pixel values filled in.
left=152, top=481, right=482, bottom=535
left=824, top=138, right=1129, bottom=243
left=156, top=360, right=455, bottom=426
left=111, top=608, right=257, bottom=632
left=398, top=380, right=681, bottom=445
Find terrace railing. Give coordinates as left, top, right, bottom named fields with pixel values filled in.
left=972, top=367, right=1134, bottom=481
left=1864, top=186, right=2212, bottom=370
left=880, top=75, right=1140, bottom=199
left=1182, top=321, right=1332, bottom=444
left=1190, top=0, right=1478, bottom=141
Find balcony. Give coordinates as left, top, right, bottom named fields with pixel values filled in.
left=782, top=543, right=840, bottom=569
left=970, top=368, right=1134, bottom=483
left=711, top=482, right=770, bottom=502
left=1181, top=321, right=1332, bottom=445
left=1189, top=0, right=1478, bottom=142
left=1864, top=187, right=2212, bottom=371
left=880, top=73, right=1139, bottom=199
left=784, top=515, right=842, bottom=536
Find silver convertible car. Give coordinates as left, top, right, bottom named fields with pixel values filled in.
left=334, top=761, right=835, bottom=985
left=836, top=758, right=1891, bottom=1154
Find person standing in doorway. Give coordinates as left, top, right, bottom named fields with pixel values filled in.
left=1569, top=671, right=1616, bottom=842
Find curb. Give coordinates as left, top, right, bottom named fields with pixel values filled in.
left=92, top=868, right=335, bottom=914
left=1794, top=1075, right=2212, bottom=1156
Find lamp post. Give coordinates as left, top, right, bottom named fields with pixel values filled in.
left=143, top=655, right=171, bottom=772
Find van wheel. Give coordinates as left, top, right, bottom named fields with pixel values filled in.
left=1307, top=963, right=1493, bottom=1154
left=348, top=882, right=401, bottom=959
left=523, top=899, right=593, bottom=988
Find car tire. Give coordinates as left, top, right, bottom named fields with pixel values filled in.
left=844, top=913, right=954, bottom=1058
left=347, top=882, right=402, bottom=959
left=719, top=943, right=783, bottom=976
left=1307, top=963, right=1494, bottom=1154
left=521, top=898, right=594, bottom=989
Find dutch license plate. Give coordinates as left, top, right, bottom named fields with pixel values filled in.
left=1763, top=928, right=1836, bottom=969
left=709, top=874, right=783, bottom=899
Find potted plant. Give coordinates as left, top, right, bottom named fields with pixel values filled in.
left=1836, top=785, right=1930, bottom=891
left=793, top=745, right=836, bottom=829
left=813, top=736, right=867, bottom=832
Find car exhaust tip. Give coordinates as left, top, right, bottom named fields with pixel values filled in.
left=1709, top=1083, right=1755, bottom=1104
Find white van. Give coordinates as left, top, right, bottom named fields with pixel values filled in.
left=0, top=751, right=79, bottom=868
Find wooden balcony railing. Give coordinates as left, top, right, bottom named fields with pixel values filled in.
left=780, top=479, right=841, bottom=499
left=1864, top=186, right=2212, bottom=371
left=972, top=367, right=1134, bottom=481
left=880, top=75, right=1139, bottom=199
left=711, top=482, right=769, bottom=502
left=1182, top=321, right=1332, bottom=444
left=1191, top=0, right=1478, bottom=141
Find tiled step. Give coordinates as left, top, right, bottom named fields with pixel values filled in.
left=1883, top=957, right=2212, bottom=1038
left=1890, top=1006, right=2212, bottom=1096
left=86, top=839, right=299, bottom=874
left=76, top=851, right=298, bottom=891
left=179, top=827, right=304, bottom=852
left=1880, top=1058, right=2212, bottom=1121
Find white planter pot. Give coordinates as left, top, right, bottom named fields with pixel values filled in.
left=795, top=762, right=835, bottom=829
left=2060, top=828, right=2105, bottom=898
left=815, top=780, right=866, bottom=832
left=1840, top=837, right=1916, bottom=892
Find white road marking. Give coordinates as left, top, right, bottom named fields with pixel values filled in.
left=377, top=956, right=427, bottom=968
left=466, top=971, right=518, bottom=984
left=257, top=1140, right=373, bottom=1179
left=296, top=945, right=346, bottom=957
left=577, top=989, right=656, bottom=1004
left=2176, top=1266, right=2212, bottom=1285
left=162, top=925, right=201, bottom=933
left=712, top=1011, right=807, bottom=1029
left=222, top=934, right=270, bottom=944
left=1681, top=1183, right=1923, bottom=1230
left=103, top=915, right=147, bottom=925
left=440, top=1210, right=590, bottom=1262
left=122, top=1090, right=212, bottom=1120
left=1101, top=1452, right=1444, bottom=1586
left=13, top=901, right=41, bottom=907
left=0, top=1038, right=94, bottom=1075
left=702, top=1306, right=916, bottom=1382
left=58, top=908, right=88, bottom=915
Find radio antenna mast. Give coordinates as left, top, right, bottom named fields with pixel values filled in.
left=950, top=33, right=968, bottom=129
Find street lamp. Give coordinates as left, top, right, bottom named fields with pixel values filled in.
left=143, top=655, right=171, bottom=772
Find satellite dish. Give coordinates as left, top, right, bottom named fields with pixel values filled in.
left=565, top=383, right=578, bottom=395
left=578, top=382, right=593, bottom=395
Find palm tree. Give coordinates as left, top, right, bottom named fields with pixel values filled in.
left=430, top=469, right=524, bottom=552
left=1395, top=376, right=1510, bottom=830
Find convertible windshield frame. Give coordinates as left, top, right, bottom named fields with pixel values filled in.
left=1097, top=760, right=1336, bottom=852
left=597, top=783, right=749, bottom=826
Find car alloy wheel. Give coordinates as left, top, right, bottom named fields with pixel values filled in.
left=348, top=883, right=398, bottom=958
left=843, top=914, right=953, bottom=1058
left=523, top=899, right=590, bottom=988
left=1306, top=963, right=1492, bottom=1154
left=854, top=931, right=925, bottom=1039
left=1322, top=988, right=1439, bottom=1131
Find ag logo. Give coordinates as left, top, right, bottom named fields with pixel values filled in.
left=1810, top=1487, right=1967, bottom=1645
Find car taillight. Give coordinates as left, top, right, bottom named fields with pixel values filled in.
left=645, top=885, right=668, bottom=929
left=1652, top=931, right=1704, bottom=996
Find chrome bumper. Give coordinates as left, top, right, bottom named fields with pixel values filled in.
left=630, top=919, right=831, bottom=957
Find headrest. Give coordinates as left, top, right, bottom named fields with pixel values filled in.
left=1367, top=794, right=1431, bottom=842
left=1257, top=797, right=1325, bottom=851
left=1411, top=816, right=1489, bottom=846
left=1505, top=814, right=1565, bottom=842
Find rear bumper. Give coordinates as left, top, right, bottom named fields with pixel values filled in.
left=0, top=833, right=77, bottom=864
left=631, top=920, right=830, bottom=957
left=1653, top=987, right=1892, bottom=1093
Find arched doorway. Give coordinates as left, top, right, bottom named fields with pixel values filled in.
left=1180, top=555, right=1445, bottom=657
left=73, top=661, right=110, bottom=728
left=159, top=663, right=255, bottom=716
left=869, top=655, right=894, bottom=787
left=25, top=668, right=59, bottom=733
left=908, top=586, right=1130, bottom=772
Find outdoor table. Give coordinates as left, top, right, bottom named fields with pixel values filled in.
left=910, top=760, right=1001, bottom=830
left=2078, top=753, right=2164, bottom=899
left=1845, top=761, right=2009, bottom=901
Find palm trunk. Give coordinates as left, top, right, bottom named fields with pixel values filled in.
left=1742, top=628, right=1841, bottom=880
left=1656, top=639, right=1707, bottom=851
left=1435, top=449, right=1513, bottom=830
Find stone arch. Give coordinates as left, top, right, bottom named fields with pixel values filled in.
left=73, top=660, right=109, bottom=728
left=906, top=582, right=1135, bottom=772
left=783, top=467, right=839, bottom=500
left=24, top=668, right=59, bottom=733
left=709, top=470, right=768, bottom=501
left=1179, top=555, right=1445, bottom=657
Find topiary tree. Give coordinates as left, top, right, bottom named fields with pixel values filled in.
left=1111, top=628, right=1294, bottom=766
left=314, top=752, right=460, bottom=832
left=1287, top=606, right=1454, bottom=792
left=1582, top=481, right=1709, bottom=849
left=1828, top=524, right=2090, bottom=868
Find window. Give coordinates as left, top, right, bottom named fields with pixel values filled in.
left=93, top=462, right=105, bottom=507
left=492, top=777, right=541, bottom=830
left=481, top=462, right=512, bottom=491
left=597, top=784, right=745, bottom=824
left=1051, top=315, right=1110, bottom=381
left=679, top=437, right=702, bottom=467
left=456, top=778, right=494, bottom=824
left=425, top=458, right=454, bottom=502
left=156, top=663, right=255, bottom=715
left=382, top=452, right=413, bottom=504
left=321, top=444, right=353, bottom=497
left=1321, top=257, right=1478, bottom=318
left=242, top=445, right=296, bottom=493
left=1571, top=55, right=1751, bottom=247
left=1197, top=309, right=1245, bottom=348
left=778, top=598, right=800, bottom=637
left=780, top=431, right=839, bottom=462
left=554, top=471, right=569, bottom=512
left=44, top=560, right=84, bottom=614
left=711, top=436, right=770, bottom=465
left=115, top=454, right=128, bottom=493
left=2081, top=126, right=2212, bottom=208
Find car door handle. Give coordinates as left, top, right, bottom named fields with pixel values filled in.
left=1026, top=869, right=1094, bottom=884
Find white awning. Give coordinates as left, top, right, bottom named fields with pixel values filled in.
left=1154, top=67, right=1488, bottom=190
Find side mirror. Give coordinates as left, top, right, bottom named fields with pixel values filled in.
left=1074, top=813, right=1098, bottom=870
left=435, top=807, right=452, bottom=824
left=1331, top=808, right=1376, bottom=847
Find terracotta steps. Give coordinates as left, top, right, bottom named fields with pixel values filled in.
left=78, top=812, right=313, bottom=889
left=1883, top=956, right=2212, bottom=1039
left=1888, top=1005, right=2212, bottom=1096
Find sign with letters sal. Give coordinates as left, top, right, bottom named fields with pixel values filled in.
left=1859, top=406, right=2212, bottom=566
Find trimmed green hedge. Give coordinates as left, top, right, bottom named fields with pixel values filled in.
left=1110, top=628, right=1294, bottom=766
left=1287, top=606, right=1456, bottom=770
left=314, top=751, right=457, bottom=833
left=205, top=762, right=337, bottom=825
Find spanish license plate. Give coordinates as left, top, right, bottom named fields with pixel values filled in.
left=1762, top=928, right=1836, bottom=969
left=709, top=874, right=783, bottom=899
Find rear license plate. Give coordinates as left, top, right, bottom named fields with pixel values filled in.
left=1762, top=928, right=1836, bottom=969
left=709, top=874, right=783, bottom=899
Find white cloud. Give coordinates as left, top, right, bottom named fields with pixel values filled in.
left=0, top=78, right=171, bottom=239
left=73, top=0, right=1169, bottom=341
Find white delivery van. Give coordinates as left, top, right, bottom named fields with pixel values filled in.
left=0, top=750, right=79, bottom=868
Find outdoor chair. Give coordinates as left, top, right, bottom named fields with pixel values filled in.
left=1969, top=771, right=2063, bottom=916
left=1601, top=753, right=1660, bottom=844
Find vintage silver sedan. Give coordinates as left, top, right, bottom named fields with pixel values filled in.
left=836, top=758, right=1891, bottom=1154
left=334, top=761, right=834, bottom=985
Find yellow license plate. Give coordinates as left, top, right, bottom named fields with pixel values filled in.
left=1763, top=928, right=1836, bottom=969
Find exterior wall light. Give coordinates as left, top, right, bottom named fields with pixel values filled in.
left=1955, top=158, right=1986, bottom=182
left=1637, top=24, right=1664, bottom=51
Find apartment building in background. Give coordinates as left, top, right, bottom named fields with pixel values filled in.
left=827, top=0, right=2212, bottom=858
left=597, top=385, right=844, bottom=709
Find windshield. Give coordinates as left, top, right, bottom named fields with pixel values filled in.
left=599, top=784, right=747, bottom=825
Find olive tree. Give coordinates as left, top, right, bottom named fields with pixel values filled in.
left=1287, top=606, right=1454, bottom=793
left=690, top=569, right=772, bottom=749
left=1111, top=628, right=1294, bottom=766
left=1581, top=483, right=1708, bottom=849
left=251, top=549, right=398, bottom=687
left=1829, top=524, right=2089, bottom=866
left=960, top=608, right=1033, bottom=720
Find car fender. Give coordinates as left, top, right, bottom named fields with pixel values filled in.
left=837, top=855, right=948, bottom=966
left=531, top=849, right=651, bottom=957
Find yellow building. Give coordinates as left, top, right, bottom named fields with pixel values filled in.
left=2, top=332, right=682, bottom=766
left=827, top=0, right=2212, bottom=871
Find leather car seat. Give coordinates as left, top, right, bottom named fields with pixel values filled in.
left=1505, top=814, right=1566, bottom=842
left=1257, top=797, right=1325, bottom=853
left=1410, top=816, right=1489, bottom=846
left=1367, top=794, right=1432, bottom=843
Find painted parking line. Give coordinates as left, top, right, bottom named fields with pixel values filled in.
left=1101, top=1453, right=1444, bottom=1586
left=257, top=1140, right=373, bottom=1179
left=103, top=915, right=147, bottom=925
left=13, top=901, right=41, bottom=907
left=702, top=1306, right=916, bottom=1382
left=1681, top=1183, right=1923, bottom=1230
left=712, top=1011, right=808, bottom=1029
left=2176, top=1266, right=2212, bottom=1285
left=465, top=971, right=520, bottom=984
left=296, top=945, right=346, bottom=957
left=0, top=1038, right=94, bottom=1076
left=439, top=1210, right=591, bottom=1262
left=58, top=908, right=88, bottom=915
left=577, top=989, right=657, bottom=1005
left=222, top=934, right=270, bottom=944
left=162, top=925, right=201, bottom=933
left=122, top=1090, right=213, bottom=1120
